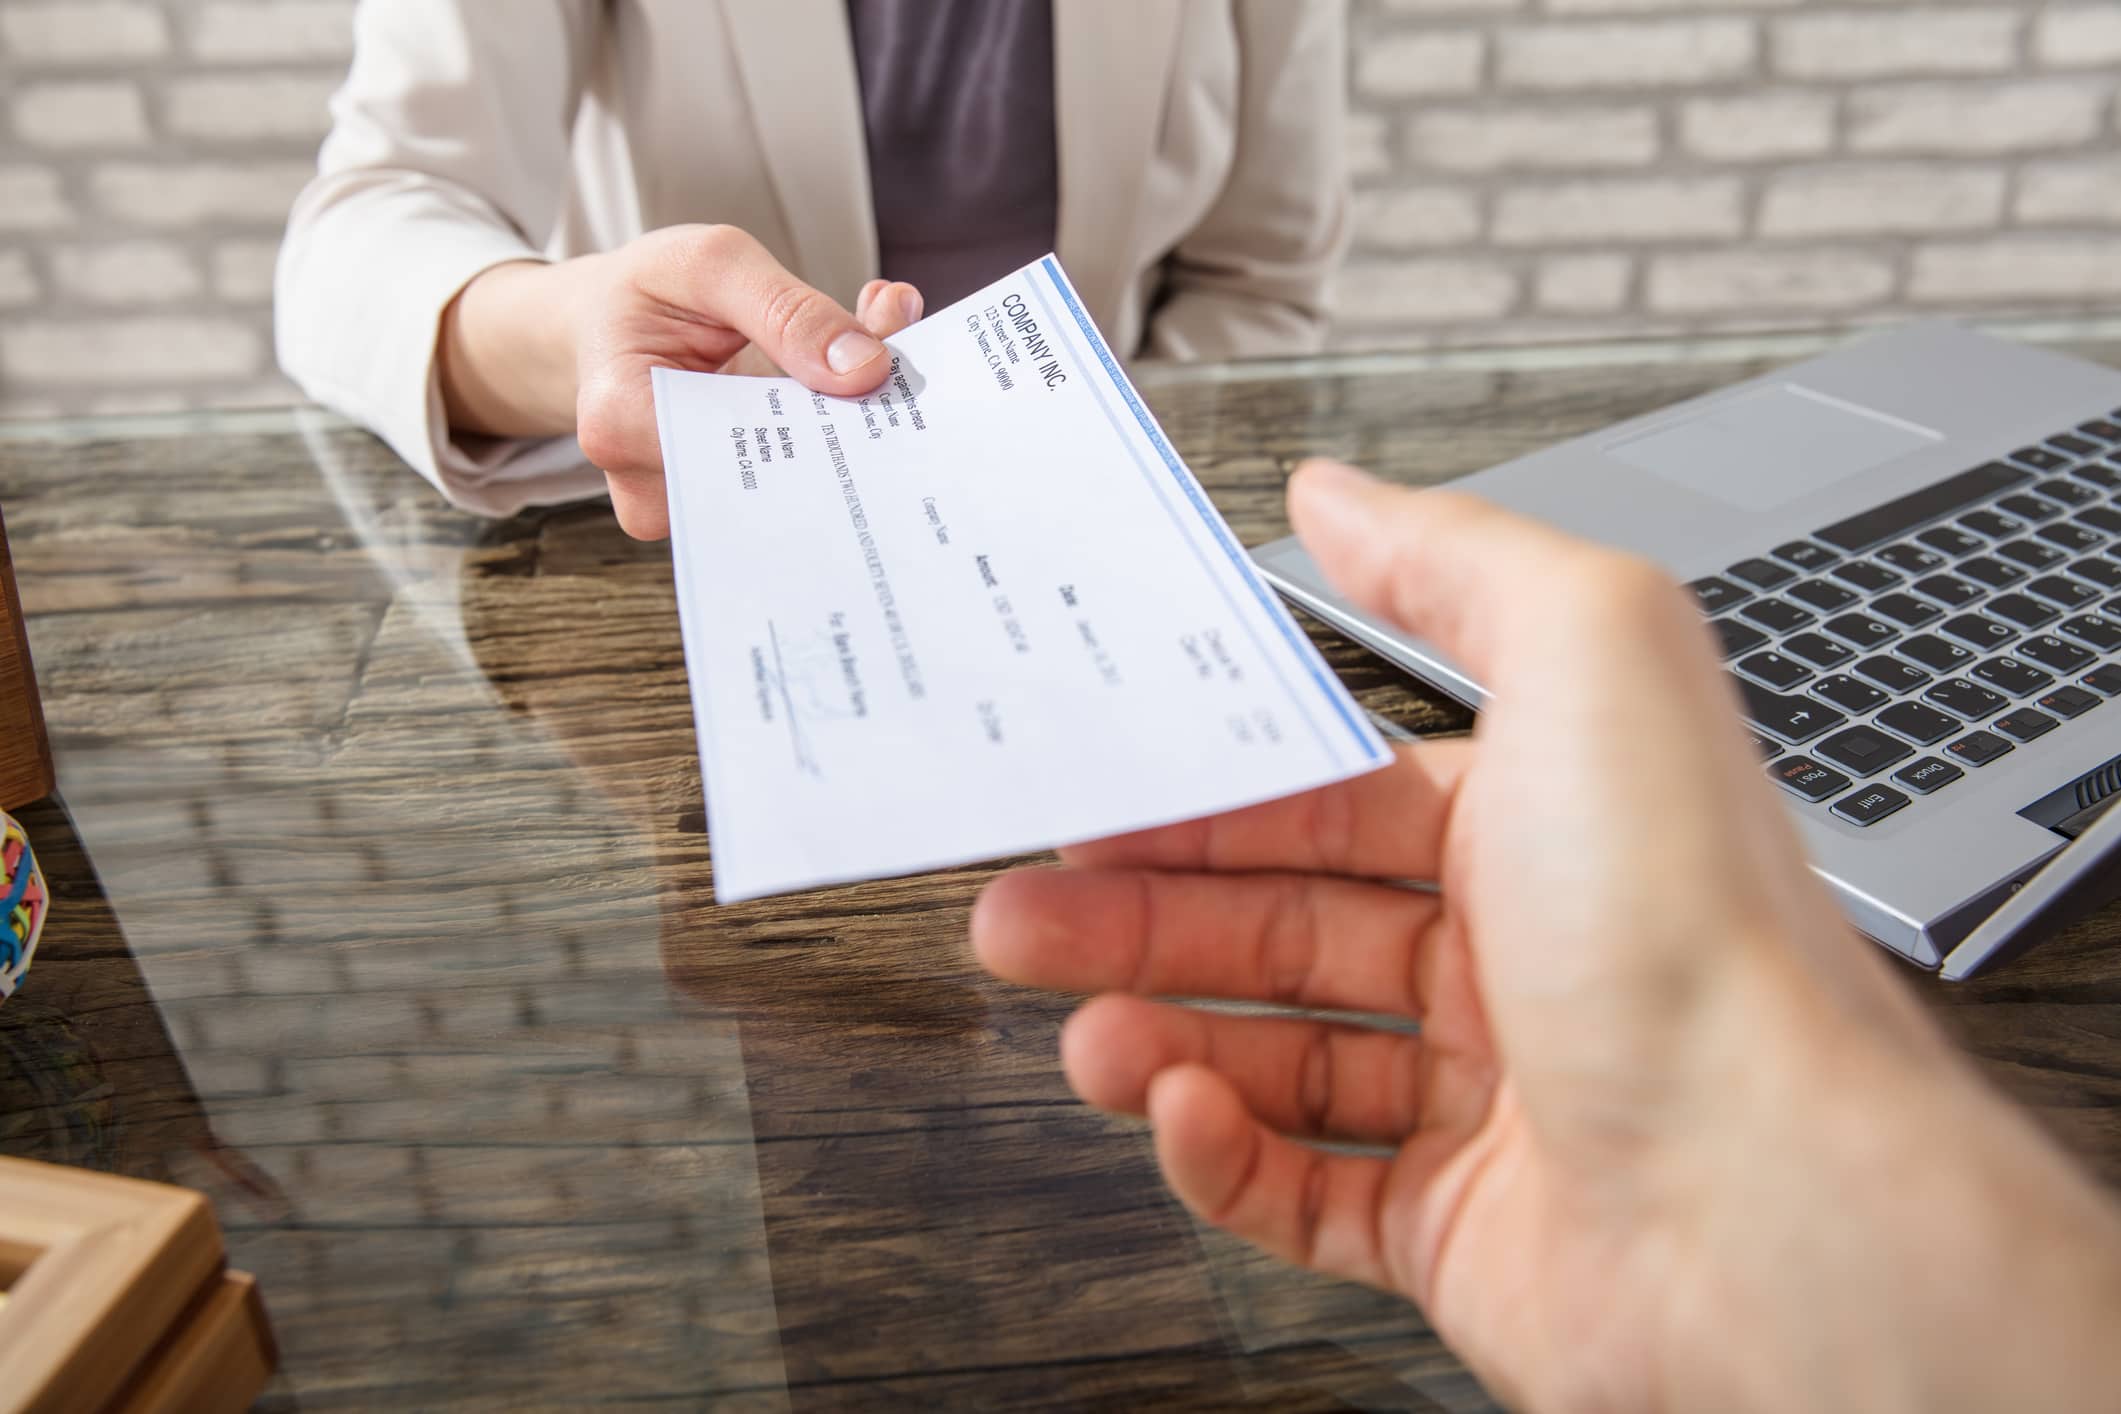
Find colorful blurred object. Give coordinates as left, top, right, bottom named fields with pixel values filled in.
left=0, top=811, right=48, bottom=1001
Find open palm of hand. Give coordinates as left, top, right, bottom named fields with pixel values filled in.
left=975, top=462, right=1946, bottom=1411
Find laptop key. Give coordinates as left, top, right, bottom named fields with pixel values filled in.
left=2036, top=522, right=2105, bottom=554
left=1739, top=651, right=1812, bottom=691
left=1816, top=462, right=2030, bottom=553
left=1898, top=634, right=1975, bottom=673
left=2079, top=420, right=2121, bottom=444
left=1772, top=540, right=1838, bottom=570
left=1712, top=616, right=1770, bottom=658
left=2078, top=506, right=2121, bottom=535
left=1854, top=655, right=1929, bottom=693
left=1689, top=575, right=1750, bottom=613
left=2059, top=614, right=2121, bottom=652
left=2048, top=433, right=2100, bottom=457
left=1940, top=613, right=2018, bottom=651
left=1727, top=674, right=1845, bottom=743
left=1998, top=538, right=2066, bottom=569
left=1727, top=557, right=1796, bottom=590
left=2038, top=477, right=2100, bottom=507
left=1877, top=701, right=1960, bottom=745
left=2000, top=493, right=2065, bottom=521
left=1876, top=542, right=1946, bottom=575
left=1824, top=612, right=1898, bottom=648
left=2009, top=448, right=2070, bottom=473
left=1747, top=730, right=1783, bottom=760
left=1789, top=578, right=1859, bottom=612
left=1971, top=655, right=2054, bottom=697
left=2037, top=684, right=2100, bottom=718
left=1960, top=509, right=2026, bottom=540
left=2076, top=461, right=2121, bottom=488
left=1738, top=597, right=1814, bottom=633
left=1815, top=726, right=1913, bottom=778
left=2025, top=574, right=2098, bottom=609
left=1986, top=592, right=2059, bottom=629
left=1925, top=677, right=2009, bottom=720
left=1832, top=784, right=1911, bottom=827
left=1811, top=674, right=1888, bottom=713
left=1830, top=559, right=1902, bottom=592
left=1916, top=526, right=1985, bottom=557
left=2019, top=634, right=2095, bottom=673
left=1959, top=555, right=2026, bottom=588
left=1909, top=572, right=1983, bottom=608
left=2085, top=664, right=2121, bottom=696
left=1870, top=591, right=1941, bottom=628
left=1993, top=708, right=2058, bottom=742
left=1891, top=755, right=1963, bottom=794
left=1783, top=631, right=1854, bottom=668
left=1946, top=730, right=2014, bottom=766
left=2070, top=556, right=2121, bottom=590
left=1769, top=756, right=1850, bottom=802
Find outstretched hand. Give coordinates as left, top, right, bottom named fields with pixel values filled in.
left=973, top=461, right=2121, bottom=1412
left=440, top=224, right=924, bottom=539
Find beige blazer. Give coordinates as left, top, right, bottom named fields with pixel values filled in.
left=275, top=0, right=1349, bottom=517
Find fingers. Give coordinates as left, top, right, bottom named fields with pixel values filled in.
left=1062, top=995, right=1429, bottom=1146
left=1287, top=460, right=1701, bottom=698
left=856, top=279, right=888, bottom=322
left=861, top=281, right=924, bottom=339
left=648, top=224, right=893, bottom=397
left=1059, top=738, right=1470, bottom=878
left=1148, top=1064, right=1399, bottom=1289
left=974, top=866, right=1440, bottom=1016
left=716, top=282, right=919, bottom=380
left=577, top=364, right=672, bottom=539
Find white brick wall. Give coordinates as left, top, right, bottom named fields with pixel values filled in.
left=1, top=0, right=2119, bottom=416
left=0, top=0, right=350, bottom=414
left=1342, top=0, right=2121, bottom=353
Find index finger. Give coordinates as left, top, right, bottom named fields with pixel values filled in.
left=643, top=224, right=893, bottom=398
left=1061, top=738, right=1469, bottom=878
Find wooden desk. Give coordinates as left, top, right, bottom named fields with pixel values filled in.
left=0, top=339, right=2117, bottom=1409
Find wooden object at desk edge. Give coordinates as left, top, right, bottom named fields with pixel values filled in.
left=0, top=508, right=52, bottom=811
left=0, top=1158, right=275, bottom=1414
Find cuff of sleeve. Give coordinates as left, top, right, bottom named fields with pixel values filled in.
left=279, top=198, right=606, bottom=518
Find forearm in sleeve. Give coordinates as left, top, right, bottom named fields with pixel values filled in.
left=274, top=0, right=604, bottom=515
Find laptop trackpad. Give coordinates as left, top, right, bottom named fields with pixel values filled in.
left=1605, top=383, right=1940, bottom=512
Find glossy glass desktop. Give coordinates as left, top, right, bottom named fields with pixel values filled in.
left=2, top=337, right=2118, bottom=1410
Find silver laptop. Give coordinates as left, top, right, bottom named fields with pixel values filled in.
left=1252, top=322, right=2121, bottom=978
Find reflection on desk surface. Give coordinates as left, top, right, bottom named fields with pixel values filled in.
left=0, top=348, right=2116, bottom=1410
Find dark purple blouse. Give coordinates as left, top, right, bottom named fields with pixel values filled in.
left=846, top=0, right=1060, bottom=311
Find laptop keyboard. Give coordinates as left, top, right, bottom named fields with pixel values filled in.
left=1695, top=411, right=2121, bottom=830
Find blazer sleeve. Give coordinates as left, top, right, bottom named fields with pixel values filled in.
left=1142, top=0, right=1350, bottom=363
left=274, top=0, right=605, bottom=515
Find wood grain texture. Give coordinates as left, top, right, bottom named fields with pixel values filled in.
left=0, top=1156, right=227, bottom=1414
left=114, top=1270, right=276, bottom=1414
left=0, top=345, right=2116, bottom=1408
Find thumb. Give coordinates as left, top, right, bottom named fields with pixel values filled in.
left=1286, top=459, right=1625, bottom=695
left=652, top=224, right=893, bottom=396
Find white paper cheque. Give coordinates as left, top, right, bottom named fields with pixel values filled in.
left=654, top=256, right=1388, bottom=902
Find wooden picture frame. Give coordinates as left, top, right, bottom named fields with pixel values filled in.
left=0, top=1159, right=274, bottom=1413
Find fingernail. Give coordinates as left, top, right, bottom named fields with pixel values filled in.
left=1295, top=458, right=1374, bottom=496
left=827, top=329, right=884, bottom=374
left=897, top=286, right=924, bottom=324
